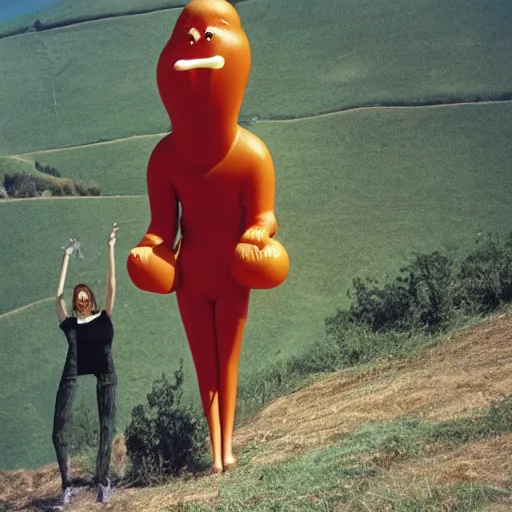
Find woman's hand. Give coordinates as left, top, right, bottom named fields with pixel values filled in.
left=64, top=238, right=76, bottom=256
left=108, top=223, right=119, bottom=248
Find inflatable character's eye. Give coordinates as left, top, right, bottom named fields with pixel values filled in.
left=205, top=31, right=213, bottom=42
left=188, top=28, right=200, bottom=45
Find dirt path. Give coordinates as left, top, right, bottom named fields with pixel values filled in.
left=3, top=154, right=33, bottom=164
left=17, top=133, right=168, bottom=157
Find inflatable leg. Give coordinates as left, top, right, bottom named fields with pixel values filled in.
left=176, top=290, right=223, bottom=472
left=216, top=285, right=249, bottom=468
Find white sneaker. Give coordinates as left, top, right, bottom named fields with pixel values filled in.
left=96, top=479, right=113, bottom=504
left=61, top=486, right=73, bottom=505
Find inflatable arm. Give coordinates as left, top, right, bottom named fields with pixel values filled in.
left=127, top=139, right=180, bottom=294
left=240, top=144, right=278, bottom=244
left=232, top=142, right=290, bottom=289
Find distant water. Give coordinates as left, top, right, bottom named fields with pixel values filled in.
left=0, top=0, right=63, bottom=22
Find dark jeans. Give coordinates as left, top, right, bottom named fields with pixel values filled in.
left=52, top=372, right=117, bottom=488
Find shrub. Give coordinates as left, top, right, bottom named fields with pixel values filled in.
left=345, top=276, right=411, bottom=332
left=3, top=173, right=41, bottom=198
left=75, top=179, right=101, bottom=196
left=402, top=251, right=455, bottom=330
left=454, top=233, right=512, bottom=314
left=329, top=251, right=456, bottom=335
left=35, top=160, right=61, bottom=177
left=325, top=232, right=512, bottom=371
left=2, top=172, right=100, bottom=198
left=124, top=361, right=208, bottom=485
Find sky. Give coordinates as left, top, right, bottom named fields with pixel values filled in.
left=0, top=0, right=63, bottom=22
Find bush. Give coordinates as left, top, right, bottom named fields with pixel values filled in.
left=326, top=232, right=512, bottom=370
left=344, top=276, right=411, bottom=332
left=329, top=251, right=455, bottom=335
left=124, top=361, right=208, bottom=485
left=454, top=233, right=512, bottom=314
left=2, top=172, right=100, bottom=198
left=75, top=179, right=101, bottom=196
left=3, top=173, right=42, bottom=198
left=35, top=160, right=61, bottom=177
left=403, top=251, right=455, bottom=330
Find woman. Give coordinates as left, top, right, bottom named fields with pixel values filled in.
left=52, top=224, right=118, bottom=505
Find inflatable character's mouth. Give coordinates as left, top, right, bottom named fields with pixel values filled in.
left=174, top=55, right=225, bottom=71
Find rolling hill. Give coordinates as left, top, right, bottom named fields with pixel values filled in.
left=1, top=309, right=511, bottom=511
left=0, top=0, right=511, bottom=472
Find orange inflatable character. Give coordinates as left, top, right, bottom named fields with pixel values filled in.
left=127, top=0, right=289, bottom=473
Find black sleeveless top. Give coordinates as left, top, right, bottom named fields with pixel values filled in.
left=59, top=310, right=114, bottom=376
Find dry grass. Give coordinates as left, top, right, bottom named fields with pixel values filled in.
left=0, top=464, right=86, bottom=511
left=234, top=312, right=512, bottom=464
left=2, top=311, right=511, bottom=511
left=110, top=435, right=127, bottom=480
left=396, top=433, right=512, bottom=488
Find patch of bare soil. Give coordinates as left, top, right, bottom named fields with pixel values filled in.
left=2, top=311, right=511, bottom=511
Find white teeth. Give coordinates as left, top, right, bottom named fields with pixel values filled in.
left=174, top=55, right=225, bottom=71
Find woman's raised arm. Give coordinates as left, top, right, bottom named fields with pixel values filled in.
left=56, top=239, right=75, bottom=323
left=104, top=224, right=118, bottom=317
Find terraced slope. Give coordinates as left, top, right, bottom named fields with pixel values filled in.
left=0, top=0, right=511, bottom=153
left=0, top=0, right=511, bottom=471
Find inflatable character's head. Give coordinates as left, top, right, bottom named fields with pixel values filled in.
left=157, top=0, right=251, bottom=138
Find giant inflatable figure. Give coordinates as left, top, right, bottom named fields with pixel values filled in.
left=127, top=0, right=289, bottom=473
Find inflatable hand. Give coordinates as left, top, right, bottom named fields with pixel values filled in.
left=232, top=226, right=290, bottom=289
left=127, top=235, right=179, bottom=294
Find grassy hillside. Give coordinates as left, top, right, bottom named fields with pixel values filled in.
left=0, top=0, right=511, bottom=472
left=3, top=102, right=512, bottom=315
left=19, top=135, right=164, bottom=195
left=2, top=310, right=512, bottom=511
left=2, top=101, right=512, bottom=469
left=1, top=0, right=511, bottom=154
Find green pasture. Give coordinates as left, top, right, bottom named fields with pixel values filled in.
left=1, top=0, right=511, bottom=154
left=0, top=11, right=176, bottom=155
left=1, top=101, right=512, bottom=469
left=7, top=99, right=512, bottom=210
left=21, top=135, right=164, bottom=195
left=0, top=155, right=35, bottom=177
left=1, top=0, right=512, bottom=474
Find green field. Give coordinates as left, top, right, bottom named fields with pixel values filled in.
left=2, top=102, right=512, bottom=469
left=21, top=135, right=164, bottom=195
left=1, top=0, right=511, bottom=154
left=0, top=155, right=34, bottom=176
left=0, top=0, right=511, bottom=471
